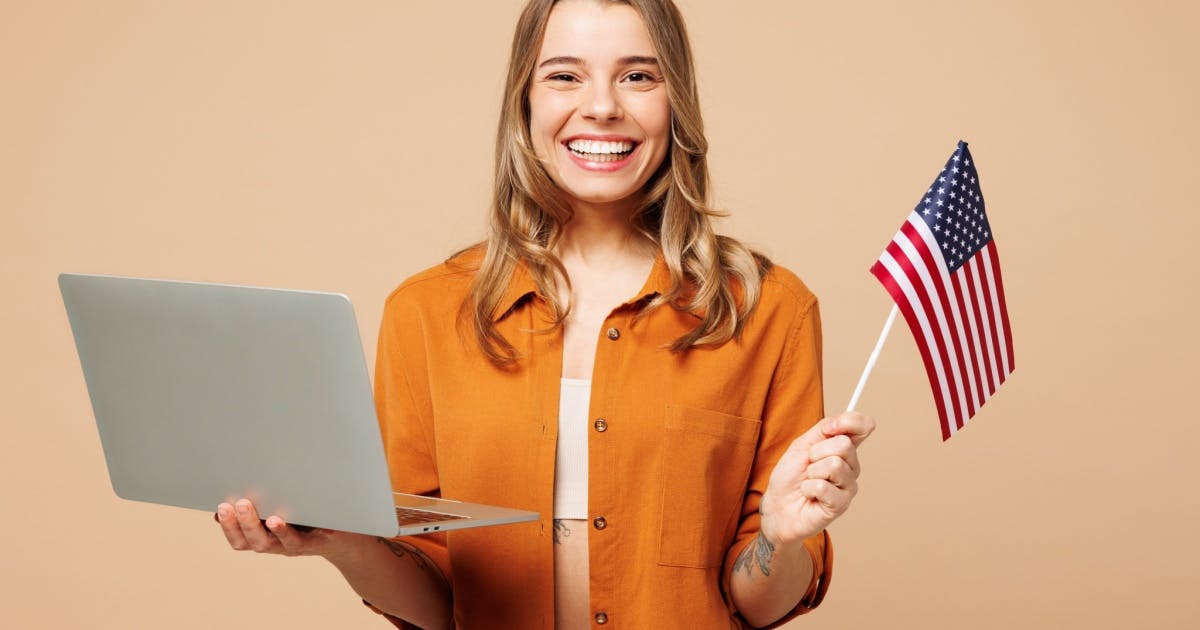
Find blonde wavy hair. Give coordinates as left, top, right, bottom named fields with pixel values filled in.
left=455, top=0, right=772, bottom=366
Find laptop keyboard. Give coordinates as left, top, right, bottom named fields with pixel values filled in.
left=395, top=506, right=468, bottom=526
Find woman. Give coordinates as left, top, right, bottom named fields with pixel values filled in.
left=215, top=1, right=874, bottom=628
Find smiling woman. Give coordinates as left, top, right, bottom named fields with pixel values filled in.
left=212, top=1, right=876, bottom=628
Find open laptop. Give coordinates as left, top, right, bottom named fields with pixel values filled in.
left=58, top=273, right=538, bottom=537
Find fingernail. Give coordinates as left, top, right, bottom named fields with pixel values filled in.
left=217, top=506, right=229, bottom=519
left=825, top=418, right=839, bottom=431
left=236, top=501, right=248, bottom=514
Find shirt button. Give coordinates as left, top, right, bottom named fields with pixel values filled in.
left=593, top=418, right=608, bottom=432
left=593, top=516, right=607, bottom=530
left=594, top=611, right=608, bottom=625
left=605, top=327, right=620, bottom=340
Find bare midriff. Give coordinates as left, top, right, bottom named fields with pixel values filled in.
left=554, top=518, right=591, bottom=630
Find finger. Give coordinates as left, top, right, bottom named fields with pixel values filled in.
left=808, top=434, right=860, bottom=476
left=800, top=478, right=851, bottom=514
left=822, top=412, right=876, bottom=445
left=803, top=455, right=858, bottom=491
left=234, top=499, right=280, bottom=553
left=264, top=516, right=304, bottom=555
left=216, top=503, right=251, bottom=550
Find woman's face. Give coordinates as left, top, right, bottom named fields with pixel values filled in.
left=528, top=0, right=671, bottom=210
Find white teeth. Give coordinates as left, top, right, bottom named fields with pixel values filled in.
left=567, top=139, right=634, bottom=154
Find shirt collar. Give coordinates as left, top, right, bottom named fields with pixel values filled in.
left=493, top=248, right=681, bottom=323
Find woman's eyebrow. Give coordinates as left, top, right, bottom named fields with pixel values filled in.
left=537, top=55, right=660, bottom=68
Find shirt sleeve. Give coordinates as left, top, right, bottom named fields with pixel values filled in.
left=721, top=296, right=833, bottom=627
left=360, top=291, right=454, bottom=628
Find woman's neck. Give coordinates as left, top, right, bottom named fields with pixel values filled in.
left=555, top=199, right=657, bottom=268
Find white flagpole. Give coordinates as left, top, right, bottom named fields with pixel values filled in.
left=846, top=305, right=899, bottom=412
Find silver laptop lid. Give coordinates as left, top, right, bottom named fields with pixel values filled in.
left=59, top=273, right=402, bottom=537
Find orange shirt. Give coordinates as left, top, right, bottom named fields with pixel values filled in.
left=366, top=246, right=831, bottom=629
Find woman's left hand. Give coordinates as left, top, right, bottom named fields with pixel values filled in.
left=759, top=411, right=876, bottom=546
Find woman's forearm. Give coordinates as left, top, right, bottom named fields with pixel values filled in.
left=323, top=534, right=453, bottom=630
left=728, top=530, right=815, bottom=628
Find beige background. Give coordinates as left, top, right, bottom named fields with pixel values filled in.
left=3, top=0, right=1197, bottom=627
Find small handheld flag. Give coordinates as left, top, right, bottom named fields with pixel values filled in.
left=867, top=140, right=1014, bottom=441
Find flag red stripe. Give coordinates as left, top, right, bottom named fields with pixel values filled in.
left=885, top=240, right=965, bottom=431
left=951, top=269, right=987, bottom=405
left=961, top=259, right=998, bottom=397
left=985, top=242, right=1015, bottom=372
left=975, top=249, right=1006, bottom=386
left=870, top=260, right=953, bottom=440
left=900, top=221, right=980, bottom=420
left=967, top=256, right=1002, bottom=393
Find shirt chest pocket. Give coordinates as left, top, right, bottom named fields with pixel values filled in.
left=657, top=404, right=761, bottom=569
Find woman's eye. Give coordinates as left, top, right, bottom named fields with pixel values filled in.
left=625, top=71, right=656, bottom=83
left=548, top=73, right=577, bottom=82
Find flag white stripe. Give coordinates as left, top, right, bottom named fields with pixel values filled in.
left=879, top=250, right=959, bottom=435
left=908, top=215, right=981, bottom=414
left=967, top=256, right=1001, bottom=393
left=981, top=243, right=1012, bottom=378
left=895, top=221, right=972, bottom=421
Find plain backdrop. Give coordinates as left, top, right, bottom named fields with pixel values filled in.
left=3, top=0, right=1198, bottom=627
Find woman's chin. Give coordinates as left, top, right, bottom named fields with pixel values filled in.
left=555, top=175, right=645, bottom=207
left=561, top=188, right=638, bottom=207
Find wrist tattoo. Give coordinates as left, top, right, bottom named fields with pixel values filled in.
left=732, top=531, right=777, bottom=577
left=376, top=536, right=431, bottom=572
left=553, top=519, right=571, bottom=545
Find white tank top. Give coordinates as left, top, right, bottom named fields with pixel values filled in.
left=554, top=377, right=591, bottom=519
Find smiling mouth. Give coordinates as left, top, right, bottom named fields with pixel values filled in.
left=565, top=138, right=638, bottom=162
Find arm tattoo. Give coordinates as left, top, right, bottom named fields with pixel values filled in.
left=376, top=537, right=431, bottom=572
left=732, top=531, right=777, bottom=577
left=553, top=519, right=571, bottom=545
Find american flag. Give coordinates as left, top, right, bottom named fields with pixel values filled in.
left=870, top=141, right=1014, bottom=441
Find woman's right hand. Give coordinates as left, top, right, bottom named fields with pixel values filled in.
left=215, top=498, right=360, bottom=559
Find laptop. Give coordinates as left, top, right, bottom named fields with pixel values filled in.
left=58, top=273, right=538, bottom=537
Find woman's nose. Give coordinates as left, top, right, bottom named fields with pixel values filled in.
left=580, top=83, right=622, bottom=121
